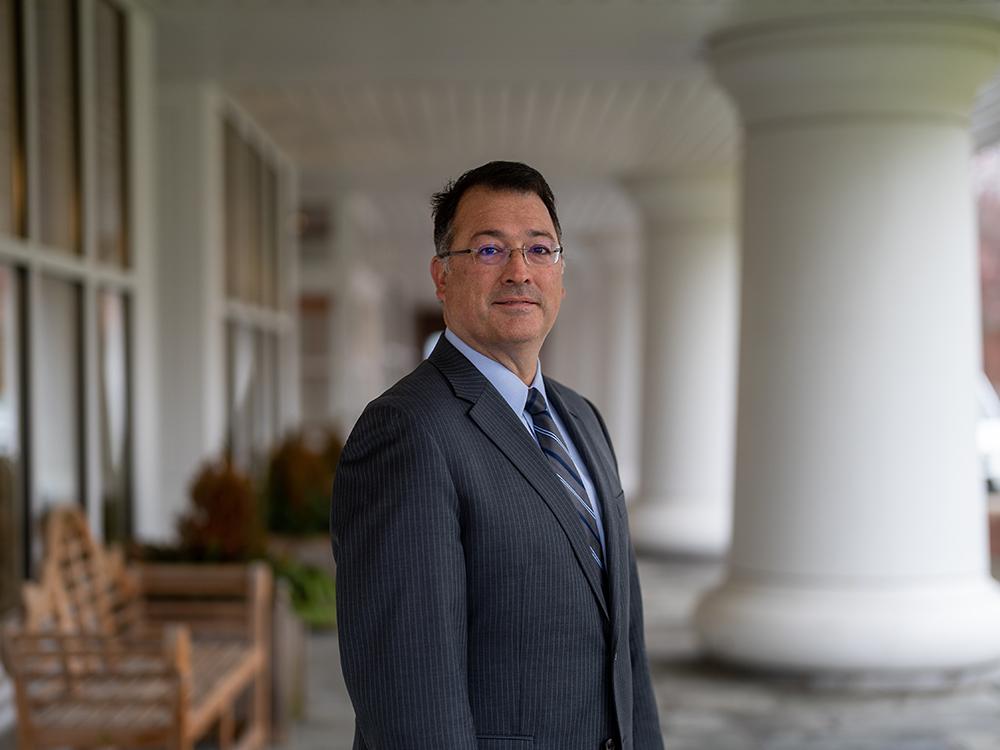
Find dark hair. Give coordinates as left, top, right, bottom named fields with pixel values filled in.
left=431, top=161, right=561, bottom=255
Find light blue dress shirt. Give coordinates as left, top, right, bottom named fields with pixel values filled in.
left=444, top=329, right=606, bottom=554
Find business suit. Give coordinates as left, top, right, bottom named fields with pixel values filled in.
left=331, top=335, right=664, bottom=750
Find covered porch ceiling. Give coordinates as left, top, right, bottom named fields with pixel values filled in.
left=148, top=0, right=1000, bottom=253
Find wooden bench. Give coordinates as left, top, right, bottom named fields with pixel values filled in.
left=0, top=506, right=272, bottom=750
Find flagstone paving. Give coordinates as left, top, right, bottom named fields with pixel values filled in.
left=276, top=558, right=1000, bottom=750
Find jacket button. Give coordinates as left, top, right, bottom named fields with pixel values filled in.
left=613, top=650, right=619, bottom=663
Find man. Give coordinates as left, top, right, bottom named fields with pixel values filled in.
left=331, top=161, right=664, bottom=750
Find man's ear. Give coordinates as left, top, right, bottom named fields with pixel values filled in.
left=430, top=257, right=447, bottom=302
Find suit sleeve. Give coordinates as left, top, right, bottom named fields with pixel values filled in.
left=330, top=402, right=477, bottom=749
left=628, top=543, right=665, bottom=749
left=586, top=397, right=665, bottom=749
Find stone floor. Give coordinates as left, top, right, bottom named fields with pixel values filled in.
left=275, top=558, right=1000, bottom=750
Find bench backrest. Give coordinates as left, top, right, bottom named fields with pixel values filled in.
left=30, top=506, right=143, bottom=637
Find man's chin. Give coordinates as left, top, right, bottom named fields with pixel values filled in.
left=491, top=323, right=549, bottom=348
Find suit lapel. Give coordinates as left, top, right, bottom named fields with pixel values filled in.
left=545, top=382, right=627, bottom=626
left=429, top=337, right=609, bottom=620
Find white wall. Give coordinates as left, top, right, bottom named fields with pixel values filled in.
left=155, top=83, right=298, bottom=538
left=127, top=7, right=163, bottom=542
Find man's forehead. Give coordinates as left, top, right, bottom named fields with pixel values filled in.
left=453, top=187, right=555, bottom=233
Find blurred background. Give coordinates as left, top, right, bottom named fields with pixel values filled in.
left=6, top=0, right=1000, bottom=748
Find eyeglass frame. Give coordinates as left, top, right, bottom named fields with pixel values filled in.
left=435, top=242, right=565, bottom=267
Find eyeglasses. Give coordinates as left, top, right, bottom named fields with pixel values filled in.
left=436, top=242, right=564, bottom=267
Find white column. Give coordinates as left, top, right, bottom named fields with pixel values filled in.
left=326, top=195, right=390, bottom=435
left=545, top=237, right=605, bottom=408
left=546, top=232, right=644, bottom=496
left=598, top=237, right=643, bottom=497
left=696, top=14, right=1000, bottom=672
left=626, top=175, right=739, bottom=556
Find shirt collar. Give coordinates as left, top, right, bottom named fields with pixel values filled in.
left=444, top=329, right=546, bottom=415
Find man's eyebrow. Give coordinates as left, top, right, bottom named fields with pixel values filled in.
left=470, top=229, right=505, bottom=240
left=470, top=228, right=556, bottom=241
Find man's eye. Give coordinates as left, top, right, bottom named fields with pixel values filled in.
left=476, top=245, right=504, bottom=257
left=527, top=245, right=553, bottom=256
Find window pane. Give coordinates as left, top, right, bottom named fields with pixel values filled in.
left=253, top=330, right=277, bottom=456
left=0, top=0, right=25, bottom=238
left=224, top=122, right=278, bottom=307
left=226, top=324, right=281, bottom=473
left=224, top=121, right=242, bottom=300
left=95, top=0, right=128, bottom=267
left=0, top=672, right=13, bottom=740
left=98, top=290, right=131, bottom=543
left=245, top=140, right=261, bottom=304
left=0, top=266, right=23, bottom=613
left=270, top=332, right=280, bottom=443
left=299, top=294, right=330, bottom=428
left=35, top=275, right=82, bottom=562
left=262, top=164, right=278, bottom=309
left=35, top=0, right=80, bottom=254
left=226, top=321, right=256, bottom=472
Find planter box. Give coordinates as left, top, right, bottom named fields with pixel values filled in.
left=272, top=577, right=307, bottom=739
left=268, top=533, right=336, bottom=579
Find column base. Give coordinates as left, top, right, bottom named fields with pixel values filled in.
left=628, top=499, right=731, bottom=557
left=695, top=574, right=1000, bottom=673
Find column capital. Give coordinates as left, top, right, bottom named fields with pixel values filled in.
left=708, top=14, right=1000, bottom=126
left=622, top=172, right=737, bottom=230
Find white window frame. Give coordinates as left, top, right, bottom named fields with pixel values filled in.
left=218, top=94, right=298, bottom=472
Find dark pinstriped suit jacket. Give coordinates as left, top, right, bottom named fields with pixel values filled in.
left=331, top=336, right=664, bottom=750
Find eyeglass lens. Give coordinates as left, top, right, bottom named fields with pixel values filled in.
left=474, top=243, right=560, bottom=266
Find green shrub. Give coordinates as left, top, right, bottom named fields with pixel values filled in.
left=271, top=557, right=337, bottom=629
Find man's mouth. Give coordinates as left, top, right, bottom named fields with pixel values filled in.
left=493, top=298, right=539, bottom=306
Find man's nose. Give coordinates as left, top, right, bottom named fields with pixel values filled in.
left=501, top=247, right=532, bottom=282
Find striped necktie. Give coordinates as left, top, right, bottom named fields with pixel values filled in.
left=525, top=387, right=604, bottom=570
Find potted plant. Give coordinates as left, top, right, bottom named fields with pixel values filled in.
left=134, top=456, right=332, bottom=736
left=263, top=429, right=342, bottom=587
left=180, top=459, right=267, bottom=561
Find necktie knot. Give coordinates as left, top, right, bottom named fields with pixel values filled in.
left=525, top=387, right=548, bottom=418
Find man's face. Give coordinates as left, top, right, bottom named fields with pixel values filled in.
left=431, top=186, right=565, bottom=361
